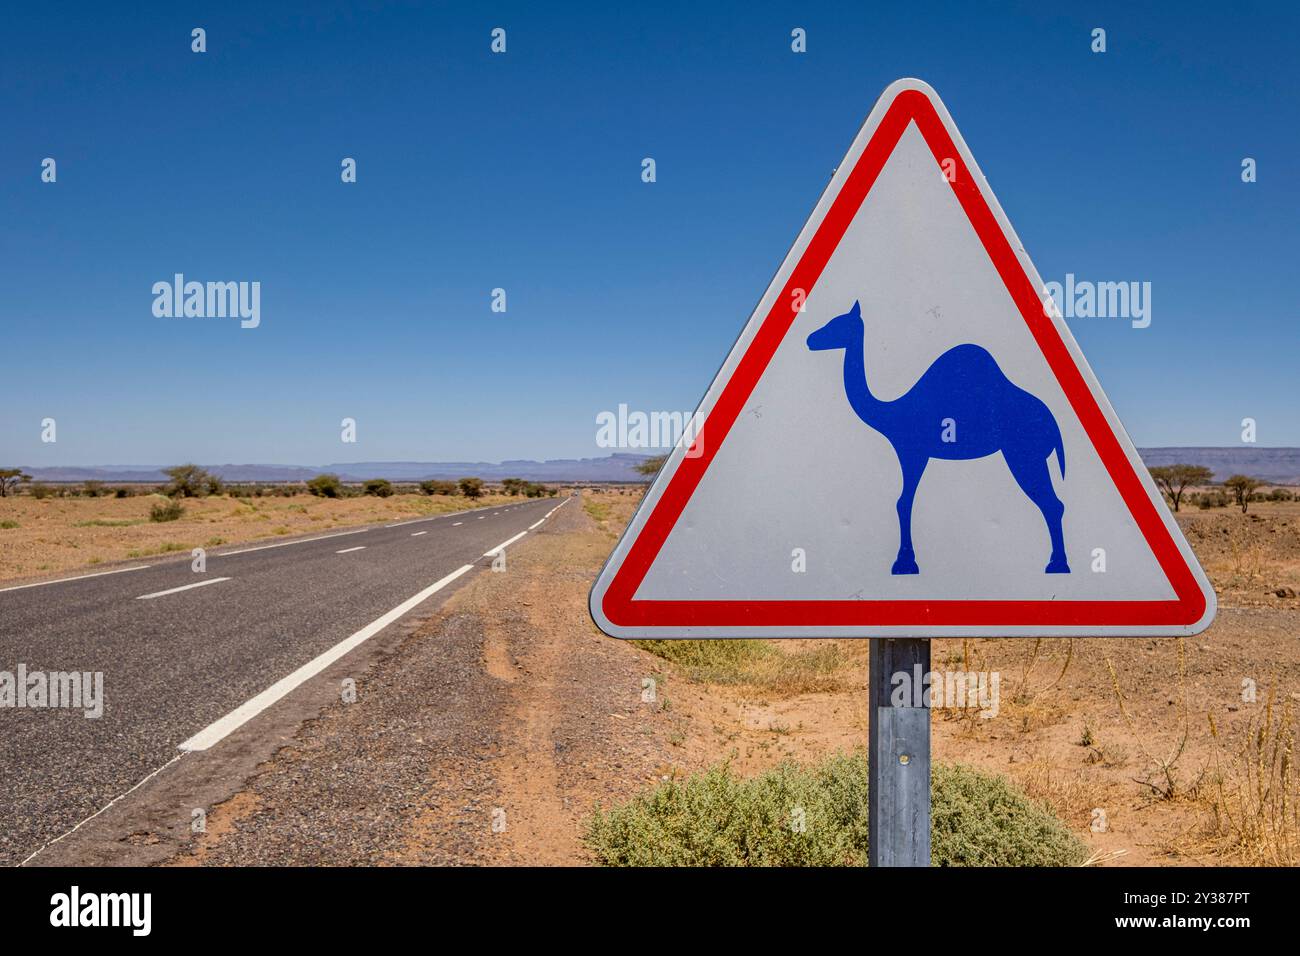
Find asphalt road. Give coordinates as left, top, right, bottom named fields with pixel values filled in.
left=0, top=496, right=568, bottom=866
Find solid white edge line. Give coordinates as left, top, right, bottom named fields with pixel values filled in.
left=335, top=546, right=367, bottom=554
left=177, top=564, right=475, bottom=752
left=0, top=565, right=151, bottom=595
left=483, top=531, right=528, bottom=557
left=528, top=519, right=545, bottom=530
left=218, top=527, right=368, bottom=556
left=135, top=577, right=232, bottom=600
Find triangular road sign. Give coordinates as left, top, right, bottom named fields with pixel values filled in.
left=591, top=79, right=1215, bottom=639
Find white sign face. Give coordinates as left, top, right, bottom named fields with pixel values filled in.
left=590, top=78, right=1215, bottom=639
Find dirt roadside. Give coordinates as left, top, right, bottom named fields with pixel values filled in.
left=50, top=490, right=1295, bottom=866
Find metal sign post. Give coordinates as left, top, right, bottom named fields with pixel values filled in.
left=868, top=638, right=931, bottom=867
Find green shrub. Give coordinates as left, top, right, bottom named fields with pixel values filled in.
left=586, top=754, right=1087, bottom=867
left=82, top=480, right=105, bottom=497
left=113, top=487, right=132, bottom=498
left=149, top=498, right=185, bottom=522
left=0, top=520, right=19, bottom=530
left=306, top=474, right=343, bottom=498
left=458, top=477, right=484, bottom=499
left=363, top=478, right=394, bottom=498
left=163, top=463, right=213, bottom=498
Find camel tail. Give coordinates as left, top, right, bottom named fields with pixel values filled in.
left=1052, top=425, right=1066, bottom=479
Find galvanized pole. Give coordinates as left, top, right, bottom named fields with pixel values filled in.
left=868, top=638, right=931, bottom=866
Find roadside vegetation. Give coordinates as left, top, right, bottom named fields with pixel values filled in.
left=0, top=463, right=558, bottom=583
left=586, top=754, right=1087, bottom=866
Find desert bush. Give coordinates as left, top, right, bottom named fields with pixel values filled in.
left=113, top=486, right=132, bottom=498
left=149, top=498, right=185, bottom=522
left=30, top=483, right=52, bottom=499
left=81, top=480, right=105, bottom=497
left=363, top=478, right=394, bottom=498
left=419, top=479, right=458, bottom=496
left=586, top=755, right=1087, bottom=867
left=306, top=474, right=343, bottom=498
left=163, top=463, right=213, bottom=498
left=459, top=477, right=484, bottom=499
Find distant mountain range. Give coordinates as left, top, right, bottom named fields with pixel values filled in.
left=16, top=453, right=658, bottom=484
left=13, top=448, right=1300, bottom=485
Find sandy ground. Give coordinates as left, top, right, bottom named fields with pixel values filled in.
left=0, top=491, right=527, bottom=583
left=155, top=490, right=1298, bottom=866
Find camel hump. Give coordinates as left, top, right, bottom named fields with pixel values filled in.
left=927, top=343, right=1006, bottom=379
left=941, top=342, right=1001, bottom=368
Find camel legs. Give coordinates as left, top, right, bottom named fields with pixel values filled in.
left=891, top=455, right=926, bottom=574
left=1004, top=450, right=1069, bottom=573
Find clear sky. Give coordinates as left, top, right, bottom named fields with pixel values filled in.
left=3, top=1, right=1296, bottom=466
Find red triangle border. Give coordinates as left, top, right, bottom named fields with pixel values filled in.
left=602, top=87, right=1208, bottom=630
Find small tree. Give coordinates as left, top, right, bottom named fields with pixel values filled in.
left=307, top=473, right=343, bottom=498
left=163, top=463, right=212, bottom=498
left=501, top=477, right=528, bottom=496
left=1223, top=475, right=1262, bottom=514
left=363, top=478, right=394, bottom=498
left=459, top=477, right=484, bottom=499
left=635, top=455, right=667, bottom=477
left=1149, top=465, right=1212, bottom=512
left=419, top=479, right=457, bottom=496
left=0, top=469, right=32, bottom=497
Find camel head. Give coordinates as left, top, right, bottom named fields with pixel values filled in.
left=805, top=300, right=863, bottom=352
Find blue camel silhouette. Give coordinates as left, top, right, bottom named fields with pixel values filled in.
left=807, top=300, right=1069, bottom=575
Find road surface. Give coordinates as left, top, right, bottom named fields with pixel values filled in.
left=0, top=496, right=568, bottom=865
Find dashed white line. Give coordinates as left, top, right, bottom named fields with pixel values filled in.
left=336, top=546, right=367, bottom=554
left=178, top=564, right=475, bottom=752
left=0, top=564, right=151, bottom=594
left=410, top=531, right=427, bottom=537
left=484, top=531, right=528, bottom=557
left=452, top=522, right=463, bottom=526
left=136, top=577, right=231, bottom=600
left=219, top=527, right=368, bottom=556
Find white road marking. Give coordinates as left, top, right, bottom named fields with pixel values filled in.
left=528, top=519, right=545, bottom=530
left=0, top=564, right=151, bottom=594
left=410, top=531, right=427, bottom=537
left=219, top=527, right=368, bottom=556
left=477, top=516, right=485, bottom=520
left=452, top=522, right=463, bottom=526
left=136, top=577, right=231, bottom=600
left=484, top=531, right=528, bottom=557
left=336, top=546, right=367, bottom=554
left=178, top=564, right=475, bottom=752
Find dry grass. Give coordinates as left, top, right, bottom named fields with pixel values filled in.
left=633, top=638, right=861, bottom=695
left=1205, top=685, right=1297, bottom=865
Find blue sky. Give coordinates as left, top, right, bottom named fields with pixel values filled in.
left=3, top=1, right=1296, bottom=466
